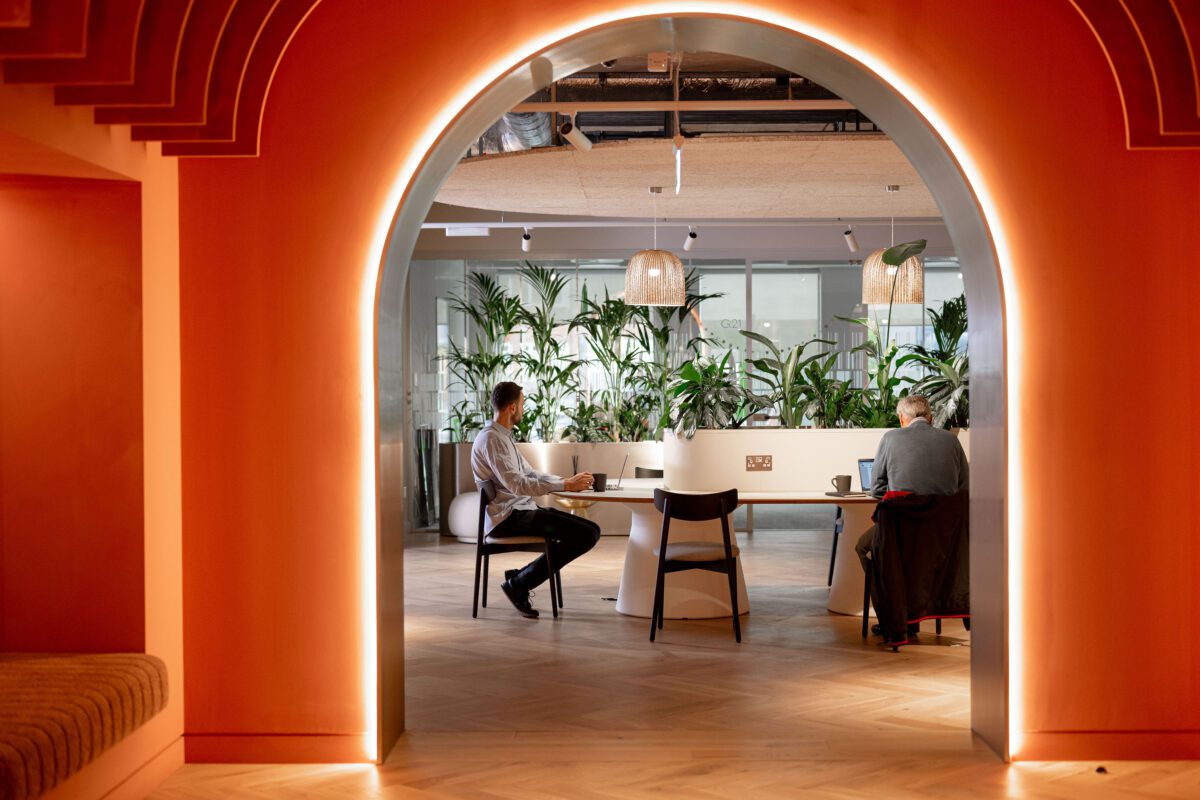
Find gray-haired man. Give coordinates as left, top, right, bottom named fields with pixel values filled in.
left=856, top=395, right=968, bottom=631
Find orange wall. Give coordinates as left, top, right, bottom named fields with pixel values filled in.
left=0, top=82, right=185, bottom=791
left=176, top=0, right=1200, bottom=761
left=0, top=175, right=144, bottom=652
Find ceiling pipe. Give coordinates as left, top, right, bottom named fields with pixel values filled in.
left=512, top=99, right=853, bottom=113
left=423, top=217, right=942, bottom=230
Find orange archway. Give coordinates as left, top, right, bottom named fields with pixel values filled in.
left=370, top=11, right=1014, bottom=759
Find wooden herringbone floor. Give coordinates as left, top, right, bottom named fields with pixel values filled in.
left=152, top=530, right=1200, bottom=799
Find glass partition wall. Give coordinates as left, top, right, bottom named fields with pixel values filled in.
left=409, top=257, right=962, bottom=450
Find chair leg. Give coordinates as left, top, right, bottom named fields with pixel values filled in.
left=656, top=566, right=666, bottom=630
left=861, top=558, right=872, bottom=638
left=649, top=581, right=659, bottom=640
left=544, top=543, right=559, bottom=619
left=828, top=527, right=839, bottom=587
left=481, top=554, right=489, bottom=608
left=650, top=558, right=667, bottom=642
left=936, top=618, right=942, bottom=635
left=556, top=569, right=564, bottom=607
left=963, top=617, right=971, bottom=632
left=472, top=549, right=483, bottom=619
left=727, top=559, right=742, bottom=643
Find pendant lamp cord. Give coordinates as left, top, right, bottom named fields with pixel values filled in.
left=652, top=190, right=658, bottom=249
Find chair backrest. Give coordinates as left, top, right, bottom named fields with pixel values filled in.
left=635, top=467, right=664, bottom=479
left=476, top=480, right=496, bottom=544
left=874, top=491, right=970, bottom=620
left=653, top=488, right=738, bottom=521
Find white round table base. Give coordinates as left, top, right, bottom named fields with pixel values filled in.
left=616, top=503, right=749, bottom=619
left=827, top=503, right=876, bottom=615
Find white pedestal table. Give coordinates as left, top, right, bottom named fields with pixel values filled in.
left=553, top=479, right=878, bottom=619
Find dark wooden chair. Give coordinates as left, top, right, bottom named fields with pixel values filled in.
left=649, top=488, right=742, bottom=643
left=472, top=480, right=563, bottom=619
left=862, top=557, right=970, bottom=646
left=861, top=503, right=971, bottom=648
left=635, top=467, right=664, bottom=479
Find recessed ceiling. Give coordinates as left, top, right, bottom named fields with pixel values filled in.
left=435, top=134, right=939, bottom=219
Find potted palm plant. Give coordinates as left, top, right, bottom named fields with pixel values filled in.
left=514, top=262, right=579, bottom=443
left=437, top=271, right=522, bottom=534
left=569, top=285, right=643, bottom=443
left=897, top=293, right=969, bottom=429
left=631, top=269, right=721, bottom=440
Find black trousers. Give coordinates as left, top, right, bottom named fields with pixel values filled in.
left=856, top=525, right=880, bottom=612
left=489, top=506, right=601, bottom=592
left=856, top=524, right=918, bottom=636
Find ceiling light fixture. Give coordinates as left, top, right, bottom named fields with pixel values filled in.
left=520, top=227, right=532, bottom=252
left=683, top=226, right=697, bottom=251
left=843, top=223, right=859, bottom=252
left=861, top=186, right=924, bottom=304
left=625, top=186, right=684, bottom=306
left=559, top=116, right=593, bottom=152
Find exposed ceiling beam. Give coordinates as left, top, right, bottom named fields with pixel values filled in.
left=511, top=99, right=854, bottom=113
left=422, top=217, right=940, bottom=230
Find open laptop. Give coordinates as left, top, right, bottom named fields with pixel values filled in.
left=858, top=458, right=874, bottom=493
left=609, top=455, right=629, bottom=491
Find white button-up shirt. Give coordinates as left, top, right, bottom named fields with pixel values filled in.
left=470, top=421, right=565, bottom=532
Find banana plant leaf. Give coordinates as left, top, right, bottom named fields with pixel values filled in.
left=881, top=238, right=927, bottom=266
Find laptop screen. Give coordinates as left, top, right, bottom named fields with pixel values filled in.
left=858, top=459, right=874, bottom=492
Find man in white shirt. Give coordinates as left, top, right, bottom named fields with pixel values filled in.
left=471, top=381, right=599, bottom=618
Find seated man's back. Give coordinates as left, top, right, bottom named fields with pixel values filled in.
left=859, top=394, right=969, bottom=643
left=871, top=414, right=968, bottom=498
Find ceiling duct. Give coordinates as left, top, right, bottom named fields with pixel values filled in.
left=471, top=111, right=553, bottom=156
left=501, top=111, right=553, bottom=149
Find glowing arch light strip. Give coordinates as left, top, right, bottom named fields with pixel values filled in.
left=360, top=1, right=1023, bottom=762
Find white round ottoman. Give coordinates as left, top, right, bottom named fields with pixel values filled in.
left=448, top=491, right=481, bottom=543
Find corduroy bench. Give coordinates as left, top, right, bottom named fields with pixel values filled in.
left=0, top=653, right=168, bottom=800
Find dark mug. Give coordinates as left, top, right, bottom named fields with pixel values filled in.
left=592, top=472, right=608, bottom=492
left=831, top=474, right=852, bottom=493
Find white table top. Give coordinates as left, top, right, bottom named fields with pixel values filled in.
left=553, top=478, right=878, bottom=505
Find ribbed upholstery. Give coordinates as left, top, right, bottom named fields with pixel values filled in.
left=0, top=654, right=168, bottom=800
left=654, top=541, right=741, bottom=562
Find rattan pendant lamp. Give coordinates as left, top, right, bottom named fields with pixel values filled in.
left=625, top=186, right=685, bottom=306
left=861, top=186, right=924, bottom=305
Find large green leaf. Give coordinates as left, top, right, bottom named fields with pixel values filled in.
left=740, top=329, right=782, bottom=359
left=881, top=239, right=927, bottom=266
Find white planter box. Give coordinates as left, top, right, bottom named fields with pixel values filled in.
left=663, top=427, right=970, bottom=493
left=664, top=428, right=890, bottom=493
left=516, top=440, right=662, bottom=481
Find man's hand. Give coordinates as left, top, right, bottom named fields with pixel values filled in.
left=563, top=473, right=595, bottom=492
